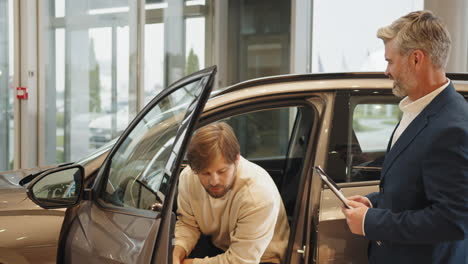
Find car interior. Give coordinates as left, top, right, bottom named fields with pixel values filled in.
left=166, top=99, right=319, bottom=263
left=200, top=102, right=315, bottom=222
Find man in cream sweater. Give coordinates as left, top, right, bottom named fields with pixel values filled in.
left=173, top=122, right=290, bottom=264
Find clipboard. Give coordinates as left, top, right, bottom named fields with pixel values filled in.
left=315, top=166, right=351, bottom=209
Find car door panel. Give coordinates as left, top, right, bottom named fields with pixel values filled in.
left=64, top=201, right=160, bottom=263
left=317, top=185, right=378, bottom=264
left=151, top=211, right=177, bottom=264
left=316, top=90, right=400, bottom=263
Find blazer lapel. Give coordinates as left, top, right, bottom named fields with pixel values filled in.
left=386, top=121, right=399, bottom=154
left=381, top=115, right=428, bottom=178
left=380, top=82, right=456, bottom=181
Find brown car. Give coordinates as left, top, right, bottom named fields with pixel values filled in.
left=4, top=67, right=468, bottom=263
left=0, top=141, right=113, bottom=264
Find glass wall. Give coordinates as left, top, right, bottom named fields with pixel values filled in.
left=0, top=0, right=14, bottom=171
left=41, top=0, right=139, bottom=163
left=225, top=0, right=292, bottom=158
left=311, top=0, right=424, bottom=73
left=227, top=0, right=290, bottom=85
left=6, top=0, right=464, bottom=169
left=41, top=0, right=212, bottom=164
left=144, top=0, right=209, bottom=104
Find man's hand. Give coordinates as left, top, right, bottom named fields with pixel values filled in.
left=173, top=245, right=187, bottom=264
left=342, top=200, right=369, bottom=236
left=182, top=259, right=194, bottom=264
left=347, top=195, right=372, bottom=208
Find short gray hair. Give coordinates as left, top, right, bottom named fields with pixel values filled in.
left=377, top=10, right=451, bottom=69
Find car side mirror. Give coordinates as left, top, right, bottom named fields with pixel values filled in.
left=26, top=164, right=84, bottom=209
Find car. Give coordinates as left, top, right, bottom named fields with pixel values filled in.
left=3, top=67, right=468, bottom=264
left=0, top=139, right=115, bottom=264
left=89, top=102, right=130, bottom=148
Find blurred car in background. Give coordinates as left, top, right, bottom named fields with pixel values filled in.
left=89, top=102, right=130, bottom=149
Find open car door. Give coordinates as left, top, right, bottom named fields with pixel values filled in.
left=54, top=67, right=216, bottom=263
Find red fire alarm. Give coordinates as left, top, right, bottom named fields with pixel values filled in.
left=16, top=87, right=29, bottom=100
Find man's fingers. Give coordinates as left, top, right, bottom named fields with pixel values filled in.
left=347, top=195, right=372, bottom=208
left=347, top=195, right=363, bottom=201
left=341, top=207, right=347, bottom=214
left=347, top=195, right=366, bottom=203
left=341, top=206, right=354, bottom=217
left=347, top=200, right=366, bottom=208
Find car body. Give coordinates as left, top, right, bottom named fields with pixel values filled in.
left=3, top=67, right=468, bottom=264
left=0, top=141, right=114, bottom=264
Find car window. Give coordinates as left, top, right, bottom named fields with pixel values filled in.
left=349, top=103, right=401, bottom=182
left=327, top=91, right=401, bottom=183
left=353, top=104, right=400, bottom=152
left=101, top=78, right=209, bottom=211
left=224, top=108, right=297, bottom=160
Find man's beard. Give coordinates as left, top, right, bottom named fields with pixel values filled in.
left=392, top=81, right=408, bottom=98
left=392, top=66, right=414, bottom=98
left=204, top=167, right=237, bottom=198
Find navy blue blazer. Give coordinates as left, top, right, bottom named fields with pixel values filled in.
left=364, top=83, right=468, bottom=264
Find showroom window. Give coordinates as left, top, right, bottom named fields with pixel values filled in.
left=311, top=0, right=423, bottom=73
left=144, top=0, right=209, bottom=104
left=226, top=0, right=291, bottom=85
left=40, top=0, right=212, bottom=164
left=0, top=0, right=14, bottom=171
left=41, top=0, right=139, bottom=164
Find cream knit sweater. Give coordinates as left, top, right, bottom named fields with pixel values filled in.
left=175, top=157, right=290, bottom=264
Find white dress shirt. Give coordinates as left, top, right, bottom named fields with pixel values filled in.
left=391, top=80, right=450, bottom=148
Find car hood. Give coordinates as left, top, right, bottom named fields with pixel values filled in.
left=0, top=166, right=56, bottom=189
left=0, top=174, right=65, bottom=253
left=0, top=188, right=64, bottom=214
left=0, top=138, right=114, bottom=213
left=0, top=166, right=58, bottom=213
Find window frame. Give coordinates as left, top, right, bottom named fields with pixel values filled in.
left=326, top=89, right=401, bottom=185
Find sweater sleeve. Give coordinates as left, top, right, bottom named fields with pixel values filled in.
left=174, top=168, right=201, bottom=255
left=194, top=198, right=280, bottom=264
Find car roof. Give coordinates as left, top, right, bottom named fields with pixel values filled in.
left=207, top=72, right=468, bottom=110
left=217, top=72, right=468, bottom=94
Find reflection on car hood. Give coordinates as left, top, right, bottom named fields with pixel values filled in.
left=0, top=166, right=56, bottom=189
left=0, top=166, right=57, bottom=213
left=0, top=137, right=115, bottom=214
left=0, top=188, right=59, bottom=213
left=0, top=137, right=116, bottom=189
